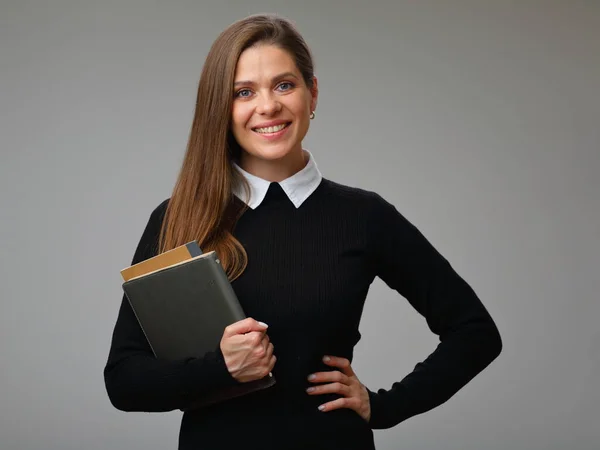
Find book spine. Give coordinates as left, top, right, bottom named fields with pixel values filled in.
left=185, top=241, right=203, bottom=257
left=121, top=287, right=159, bottom=358
left=207, top=253, right=246, bottom=321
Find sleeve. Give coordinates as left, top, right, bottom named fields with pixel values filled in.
left=103, top=200, right=240, bottom=413
left=365, top=195, right=502, bottom=429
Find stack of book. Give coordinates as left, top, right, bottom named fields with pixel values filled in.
left=120, top=241, right=275, bottom=408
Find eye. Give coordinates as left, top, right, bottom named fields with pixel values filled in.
left=276, top=82, right=294, bottom=91
left=235, top=89, right=252, bottom=98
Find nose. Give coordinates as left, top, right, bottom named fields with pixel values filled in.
left=256, top=92, right=281, bottom=116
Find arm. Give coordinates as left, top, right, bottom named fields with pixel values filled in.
left=366, top=195, right=502, bottom=429
left=103, top=201, right=239, bottom=412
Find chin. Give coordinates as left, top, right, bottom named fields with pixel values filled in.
left=247, top=145, right=298, bottom=162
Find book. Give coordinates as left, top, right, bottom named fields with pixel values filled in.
left=120, top=242, right=275, bottom=409
left=120, top=241, right=203, bottom=282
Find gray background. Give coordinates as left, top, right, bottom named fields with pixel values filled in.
left=1, top=1, right=598, bottom=449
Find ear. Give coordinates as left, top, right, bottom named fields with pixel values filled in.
left=309, top=76, right=319, bottom=113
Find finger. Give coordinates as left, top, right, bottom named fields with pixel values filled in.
left=253, top=344, right=275, bottom=377
left=322, top=355, right=355, bottom=376
left=265, top=342, right=274, bottom=360
left=317, top=396, right=360, bottom=413
left=223, top=317, right=268, bottom=337
left=261, top=334, right=271, bottom=354
left=245, top=334, right=270, bottom=363
left=306, top=382, right=350, bottom=396
left=307, top=370, right=350, bottom=385
left=246, top=331, right=269, bottom=348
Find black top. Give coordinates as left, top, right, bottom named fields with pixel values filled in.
left=104, top=179, right=502, bottom=450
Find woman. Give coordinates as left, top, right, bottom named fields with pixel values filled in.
left=104, top=14, right=502, bottom=450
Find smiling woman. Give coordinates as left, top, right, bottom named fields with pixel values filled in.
left=231, top=45, right=317, bottom=180
left=104, top=13, right=502, bottom=450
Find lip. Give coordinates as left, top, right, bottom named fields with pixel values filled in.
left=252, top=122, right=291, bottom=141
left=251, top=120, right=291, bottom=130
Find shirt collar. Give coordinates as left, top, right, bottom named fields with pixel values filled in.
left=232, top=150, right=322, bottom=209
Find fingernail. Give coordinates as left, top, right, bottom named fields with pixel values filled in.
left=306, top=387, right=315, bottom=393
left=258, top=321, right=268, bottom=327
left=318, top=405, right=325, bottom=411
left=323, top=356, right=331, bottom=362
left=308, top=374, right=316, bottom=381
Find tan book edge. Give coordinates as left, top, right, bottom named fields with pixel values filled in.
left=126, top=252, right=216, bottom=282
left=121, top=244, right=197, bottom=282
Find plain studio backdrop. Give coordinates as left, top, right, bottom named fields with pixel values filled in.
left=1, top=1, right=598, bottom=449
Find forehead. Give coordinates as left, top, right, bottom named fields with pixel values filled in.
left=234, top=45, right=299, bottom=81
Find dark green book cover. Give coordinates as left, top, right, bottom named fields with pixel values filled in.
left=122, top=250, right=275, bottom=408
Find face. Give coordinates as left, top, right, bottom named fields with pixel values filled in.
left=231, top=44, right=318, bottom=173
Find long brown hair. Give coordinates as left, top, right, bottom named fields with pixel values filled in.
left=159, top=14, right=316, bottom=280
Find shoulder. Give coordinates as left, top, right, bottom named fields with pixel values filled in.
left=319, top=178, right=380, bottom=202
left=140, top=198, right=171, bottom=245
left=319, top=178, right=394, bottom=213
left=128, top=198, right=171, bottom=264
left=319, top=179, right=417, bottom=239
left=148, top=198, right=170, bottom=224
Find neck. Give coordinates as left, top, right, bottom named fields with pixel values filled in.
left=239, top=149, right=308, bottom=182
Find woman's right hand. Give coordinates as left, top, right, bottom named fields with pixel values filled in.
left=220, top=318, right=276, bottom=383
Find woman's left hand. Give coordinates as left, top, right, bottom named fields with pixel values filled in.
left=306, top=355, right=371, bottom=422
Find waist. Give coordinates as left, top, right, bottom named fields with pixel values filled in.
left=181, top=398, right=374, bottom=450
left=179, top=344, right=373, bottom=448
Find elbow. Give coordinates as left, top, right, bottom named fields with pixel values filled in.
left=104, top=377, right=139, bottom=412
left=104, top=364, right=151, bottom=412
left=103, top=356, right=180, bottom=413
left=456, top=316, right=503, bottom=369
left=104, top=373, right=175, bottom=413
left=478, top=319, right=503, bottom=366
left=107, top=394, right=134, bottom=412
left=491, top=324, right=502, bottom=358
left=105, top=381, right=162, bottom=413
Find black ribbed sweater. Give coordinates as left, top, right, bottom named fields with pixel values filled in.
left=104, top=179, right=502, bottom=450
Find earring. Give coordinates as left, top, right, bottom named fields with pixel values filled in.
left=310, top=111, right=315, bottom=120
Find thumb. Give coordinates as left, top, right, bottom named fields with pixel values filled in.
left=223, top=317, right=268, bottom=337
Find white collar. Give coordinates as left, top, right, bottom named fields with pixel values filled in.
left=232, top=150, right=322, bottom=209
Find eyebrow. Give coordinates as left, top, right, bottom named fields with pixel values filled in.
left=234, top=72, right=299, bottom=87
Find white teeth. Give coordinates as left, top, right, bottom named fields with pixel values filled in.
left=254, top=123, right=288, bottom=134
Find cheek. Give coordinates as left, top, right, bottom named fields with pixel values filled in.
left=295, top=102, right=311, bottom=130
left=231, top=105, right=251, bottom=135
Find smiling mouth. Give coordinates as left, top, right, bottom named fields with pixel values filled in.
left=252, top=122, right=291, bottom=134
